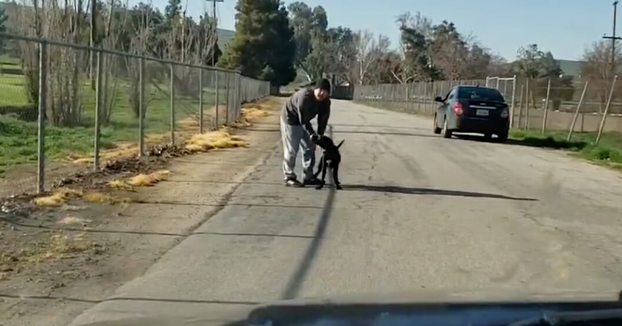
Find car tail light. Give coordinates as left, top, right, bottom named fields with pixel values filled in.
left=453, top=102, right=463, bottom=115
left=500, top=107, right=509, bottom=118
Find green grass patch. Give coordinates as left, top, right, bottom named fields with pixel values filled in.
left=0, top=77, right=224, bottom=170
left=0, top=55, right=21, bottom=65
left=509, top=129, right=622, bottom=167
left=0, top=74, right=30, bottom=106
left=0, top=114, right=115, bottom=166
left=0, top=54, right=250, bottom=179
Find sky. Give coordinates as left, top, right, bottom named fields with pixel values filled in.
left=150, top=0, right=615, bottom=61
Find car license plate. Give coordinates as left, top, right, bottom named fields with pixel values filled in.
left=476, top=109, right=489, bottom=116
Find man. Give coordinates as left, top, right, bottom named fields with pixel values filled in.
left=280, top=78, right=331, bottom=187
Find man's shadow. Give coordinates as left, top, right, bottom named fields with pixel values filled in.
left=340, top=184, right=536, bottom=201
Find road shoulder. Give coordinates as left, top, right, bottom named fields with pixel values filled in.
left=0, top=99, right=284, bottom=326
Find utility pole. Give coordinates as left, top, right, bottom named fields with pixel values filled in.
left=207, top=0, right=224, bottom=66
left=603, top=1, right=622, bottom=74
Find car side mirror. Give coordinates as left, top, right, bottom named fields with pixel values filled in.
left=434, top=96, right=444, bottom=103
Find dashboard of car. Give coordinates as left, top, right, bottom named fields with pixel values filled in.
left=246, top=301, right=622, bottom=326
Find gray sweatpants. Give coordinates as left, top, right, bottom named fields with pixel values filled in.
left=280, top=118, right=315, bottom=181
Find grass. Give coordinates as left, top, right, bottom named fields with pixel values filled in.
left=127, top=170, right=170, bottom=187
left=184, top=127, right=248, bottom=152
left=509, top=129, right=622, bottom=167
left=32, top=187, right=129, bottom=206
left=0, top=74, right=30, bottom=105
left=33, top=188, right=83, bottom=206
left=83, top=191, right=129, bottom=204
left=0, top=67, right=233, bottom=169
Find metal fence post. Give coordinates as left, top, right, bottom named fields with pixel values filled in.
left=525, top=78, right=530, bottom=129
left=169, top=63, right=175, bottom=144
left=215, top=70, right=220, bottom=127
left=199, top=68, right=204, bottom=133
left=567, top=80, right=589, bottom=141
left=138, top=57, right=145, bottom=156
left=93, top=49, right=103, bottom=171
left=541, top=78, right=551, bottom=134
left=225, top=72, right=230, bottom=125
left=510, top=75, right=522, bottom=127
left=235, top=73, right=241, bottom=120
left=518, top=84, right=524, bottom=129
left=37, top=40, right=48, bottom=194
left=595, top=75, right=618, bottom=144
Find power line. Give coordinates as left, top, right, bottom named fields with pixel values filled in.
left=603, top=1, right=622, bottom=74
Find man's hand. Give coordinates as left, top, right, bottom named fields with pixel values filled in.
left=311, top=134, right=320, bottom=143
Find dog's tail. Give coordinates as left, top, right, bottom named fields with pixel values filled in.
left=336, top=139, right=345, bottom=149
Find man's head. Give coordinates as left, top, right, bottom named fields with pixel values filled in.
left=313, top=78, right=331, bottom=101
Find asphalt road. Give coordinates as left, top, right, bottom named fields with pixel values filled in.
left=70, top=100, right=622, bottom=325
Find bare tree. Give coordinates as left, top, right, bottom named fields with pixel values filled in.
left=13, top=0, right=87, bottom=126
left=395, top=11, right=439, bottom=82
left=391, top=37, right=418, bottom=84
left=89, top=0, right=97, bottom=89
left=97, top=0, right=123, bottom=124
left=162, top=7, right=217, bottom=98
left=352, top=30, right=390, bottom=84
left=581, top=40, right=622, bottom=113
left=352, top=30, right=372, bottom=85
left=125, top=2, right=156, bottom=117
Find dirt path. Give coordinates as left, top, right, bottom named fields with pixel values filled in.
left=0, top=99, right=284, bottom=326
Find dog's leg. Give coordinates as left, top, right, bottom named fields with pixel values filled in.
left=313, top=156, right=324, bottom=180
left=315, top=157, right=327, bottom=190
left=333, top=164, right=342, bottom=190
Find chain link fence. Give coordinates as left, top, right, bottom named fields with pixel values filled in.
left=353, top=79, right=488, bottom=116
left=0, top=33, right=271, bottom=197
left=354, top=76, right=622, bottom=135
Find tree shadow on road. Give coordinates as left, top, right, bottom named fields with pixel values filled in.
left=334, top=130, right=438, bottom=138
left=340, top=184, right=537, bottom=201
left=454, top=134, right=587, bottom=150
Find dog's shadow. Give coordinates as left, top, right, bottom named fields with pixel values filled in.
left=339, top=184, right=536, bottom=201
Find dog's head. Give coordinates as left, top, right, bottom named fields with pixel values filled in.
left=317, top=135, right=344, bottom=150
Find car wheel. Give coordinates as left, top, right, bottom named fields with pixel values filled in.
left=496, top=129, right=509, bottom=143
left=433, top=114, right=442, bottom=134
left=442, top=117, right=452, bottom=138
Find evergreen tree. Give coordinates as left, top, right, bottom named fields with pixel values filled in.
left=164, top=0, right=181, bottom=26
left=220, top=0, right=296, bottom=87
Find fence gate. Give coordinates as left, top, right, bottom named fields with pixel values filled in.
left=486, top=75, right=518, bottom=127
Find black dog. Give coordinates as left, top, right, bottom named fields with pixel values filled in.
left=313, top=135, right=344, bottom=190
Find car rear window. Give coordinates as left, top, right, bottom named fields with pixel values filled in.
left=458, top=87, right=504, bottom=102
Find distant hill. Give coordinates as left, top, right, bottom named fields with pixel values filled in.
left=216, top=28, right=235, bottom=51
left=556, top=59, right=583, bottom=77
left=501, top=59, right=584, bottom=77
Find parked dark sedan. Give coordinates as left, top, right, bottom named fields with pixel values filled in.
left=433, top=85, right=510, bottom=142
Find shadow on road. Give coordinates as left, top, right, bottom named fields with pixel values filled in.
left=241, top=128, right=280, bottom=132
left=341, top=184, right=537, bottom=201
left=454, top=134, right=587, bottom=150
left=331, top=123, right=416, bottom=129
left=280, top=125, right=337, bottom=300
left=132, top=200, right=326, bottom=210
left=334, top=130, right=438, bottom=138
